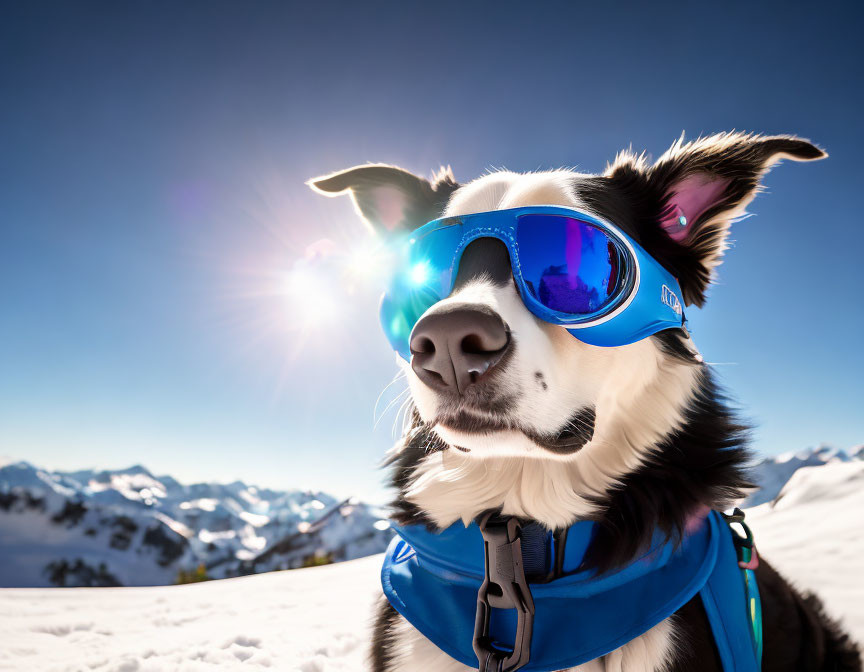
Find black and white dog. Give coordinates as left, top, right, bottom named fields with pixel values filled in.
left=311, top=133, right=861, bottom=671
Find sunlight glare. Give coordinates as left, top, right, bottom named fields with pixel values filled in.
left=284, top=263, right=338, bottom=328
left=344, top=239, right=395, bottom=290
left=409, top=261, right=430, bottom=286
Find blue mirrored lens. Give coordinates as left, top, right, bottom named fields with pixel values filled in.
left=380, top=222, right=462, bottom=355
left=516, top=215, right=623, bottom=315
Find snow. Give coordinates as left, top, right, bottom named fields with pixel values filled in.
left=745, top=461, right=864, bottom=642
left=742, top=442, right=860, bottom=507
left=0, top=460, right=861, bottom=670
left=0, top=555, right=382, bottom=672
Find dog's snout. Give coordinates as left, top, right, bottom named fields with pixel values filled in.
left=409, top=306, right=511, bottom=394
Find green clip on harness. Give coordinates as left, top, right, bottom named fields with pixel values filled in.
left=723, top=508, right=764, bottom=666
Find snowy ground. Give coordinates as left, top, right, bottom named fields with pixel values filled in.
left=1, top=461, right=861, bottom=671
left=0, top=555, right=382, bottom=672
left=745, top=460, right=864, bottom=643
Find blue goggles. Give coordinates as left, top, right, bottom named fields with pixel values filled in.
left=380, top=206, right=685, bottom=359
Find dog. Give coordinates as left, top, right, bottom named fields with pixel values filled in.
left=310, top=133, right=861, bottom=672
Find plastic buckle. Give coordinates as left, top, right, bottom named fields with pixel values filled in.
left=473, top=513, right=535, bottom=672
left=722, top=507, right=758, bottom=569
left=721, top=507, right=764, bottom=663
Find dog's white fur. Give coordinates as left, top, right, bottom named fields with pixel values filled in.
left=381, top=170, right=701, bottom=671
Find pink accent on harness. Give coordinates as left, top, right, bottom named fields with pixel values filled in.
left=739, top=548, right=760, bottom=570
left=684, top=505, right=711, bottom=533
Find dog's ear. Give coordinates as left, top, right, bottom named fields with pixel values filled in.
left=607, top=133, right=826, bottom=306
left=308, top=164, right=459, bottom=236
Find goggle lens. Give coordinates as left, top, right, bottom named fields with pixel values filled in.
left=516, top=214, right=626, bottom=316
left=379, top=222, right=461, bottom=355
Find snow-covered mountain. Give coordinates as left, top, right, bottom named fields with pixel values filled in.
left=1, top=458, right=861, bottom=671
left=2, top=443, right=858, bottom=589
left=0, top=460, right=392, bottom=588
left=742, top=443, right=863, bottom=507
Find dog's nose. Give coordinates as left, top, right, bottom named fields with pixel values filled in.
left=409, top=306, right=511, bottom=394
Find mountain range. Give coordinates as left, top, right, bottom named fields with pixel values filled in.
left=742, top=443, right=864, bottom=507
left=1, top=442, right=860, bottom=587
left=0, top=459, right=392, bottom=587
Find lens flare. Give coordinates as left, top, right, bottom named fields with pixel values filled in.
left=409, top=261, right=430, bottom=286
left=344, top=239, right=395, bottom=290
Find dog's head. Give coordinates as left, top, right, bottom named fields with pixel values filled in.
left=310, top=133, right=824, bottom=528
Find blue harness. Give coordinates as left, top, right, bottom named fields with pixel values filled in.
left=382, top=510, right=761, bottom=671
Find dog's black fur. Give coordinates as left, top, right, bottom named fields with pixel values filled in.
left=582, top=357, right=752, bottom=573
left=313, top=134, right=860, bottom=670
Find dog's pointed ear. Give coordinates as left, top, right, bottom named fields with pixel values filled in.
left=308, top=164, right=459, bottom=236
left=607, top=133, right=826, bottom=306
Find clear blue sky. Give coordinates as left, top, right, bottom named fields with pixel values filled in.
left=2, top=2, right=862, bottom=502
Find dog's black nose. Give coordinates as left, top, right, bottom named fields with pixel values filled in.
left=409, top=306, right=511, bottom=394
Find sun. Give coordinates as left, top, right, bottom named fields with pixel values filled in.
left=282, top=261, right=339, bottom=329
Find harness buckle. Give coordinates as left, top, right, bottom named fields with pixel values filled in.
left=473, top=513, right=535, bottom=672
left=722, top=507, right=758, bottom=567
left=721, top=507, right=763, bottom=663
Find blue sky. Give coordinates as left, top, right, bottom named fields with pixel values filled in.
left=1, top=2, right=862, bottom=501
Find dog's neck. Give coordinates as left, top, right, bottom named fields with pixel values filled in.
left=387, top=355, right=752, bottom=571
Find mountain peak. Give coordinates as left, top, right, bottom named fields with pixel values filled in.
left=745, top=442, right=862, bottom=507
left=115, top=464, right=154, bottom=477
left=0, top=458, right=392, bottom=587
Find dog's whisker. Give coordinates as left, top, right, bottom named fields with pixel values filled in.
left=398, top=400, right=417, bottom=437
left=392, top=395, right=417, bottom=438
left=374, top=384, right=410, bottom=425
left=389, top=399, right=408, bottom=437
left=373, top=370, right=409, bottom=423
left=374, top=387, right=411, bottom=430
left=391, top=400, right=409, bottom=438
